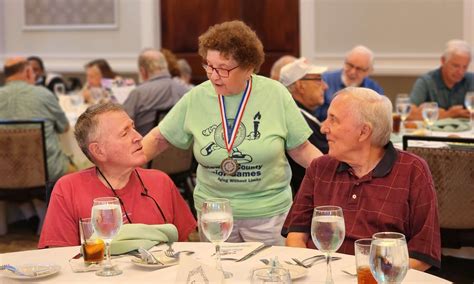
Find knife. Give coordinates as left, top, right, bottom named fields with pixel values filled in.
left=236, top=244, right=272, bottom=262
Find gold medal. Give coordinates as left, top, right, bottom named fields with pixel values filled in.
left=220, top=157, right=239, bottom=176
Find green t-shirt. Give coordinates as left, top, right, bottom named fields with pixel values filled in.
left=159, top=75, right=312, bottom=219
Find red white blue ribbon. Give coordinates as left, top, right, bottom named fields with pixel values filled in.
left=218, top=79, right=252, bottom=154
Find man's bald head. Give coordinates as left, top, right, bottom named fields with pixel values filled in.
left=3, top=56, right=33, bottom=83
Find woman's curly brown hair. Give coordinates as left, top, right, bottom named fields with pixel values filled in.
left=198, top=20, right=265, bottom=73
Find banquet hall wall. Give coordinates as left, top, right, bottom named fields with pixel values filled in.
left=0, top=0, right=473, bottom=105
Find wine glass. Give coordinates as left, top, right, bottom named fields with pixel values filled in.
left=53, top=84, right=66, bottom=97
left=422, top=102, right=439, bottom=135
left=200, top=198, right=234, bottom=279
left=91, top=197, right=123, bottom=276
left=465, top=92, right=474, bottom=132
left=369, top=232, right=409, bottom=284
left=395, top=94, right=412, bottom=134
left=311, top=206, right=345, bottom=284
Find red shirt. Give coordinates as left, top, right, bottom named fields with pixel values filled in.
left=39, top=167, right=196, bottom=248
left=282, top=142, right=441, bottom=268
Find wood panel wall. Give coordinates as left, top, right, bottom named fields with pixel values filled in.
left=160, top=0, right=299, bottom=83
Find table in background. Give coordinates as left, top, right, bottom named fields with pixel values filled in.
left=58, top=95, right=92, bottom=170
left=0, top=242, right=450, bottom=283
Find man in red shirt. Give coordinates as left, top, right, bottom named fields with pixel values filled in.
left=39, top=103, right=196, bottom=248
left=282, top=87, right=441, bottom=271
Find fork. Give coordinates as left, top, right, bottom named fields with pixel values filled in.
left=164, top=242, right=175, bottom=257
left=0, top=264, right=26, bottom=277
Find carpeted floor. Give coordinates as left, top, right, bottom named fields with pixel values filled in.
left=0, top=221, right=39, bottom=253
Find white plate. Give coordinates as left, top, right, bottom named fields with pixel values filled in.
left=257, top=263, right=307, bottom=280
left=0, top=263, right=61, bottom=280
left=131, top=251, right=179, bottom=269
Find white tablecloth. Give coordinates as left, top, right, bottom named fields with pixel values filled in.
left=0, top=242, right=450, bottom=283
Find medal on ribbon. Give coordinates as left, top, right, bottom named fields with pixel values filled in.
left=218, top=79, right=252, bottom=176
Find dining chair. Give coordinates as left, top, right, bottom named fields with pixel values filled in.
left=0, top=120, right=49, bottom=235
left=146, top=108, right=197, bottom=217
left=403, top=135, right=474, bottom=248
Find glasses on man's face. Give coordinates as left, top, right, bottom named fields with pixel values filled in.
left=299, top=77, right=322, bottom=82
left=202, top=63, right=239, bottom=78
left=344, top=61, right=369, bottom=73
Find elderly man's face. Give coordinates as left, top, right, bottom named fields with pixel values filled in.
left=94, top=111, right=147, bottom=168
left=321, top=95, right=364, bottom=161
left=342, top=52, right=371, bottom=87
left=441, top=52, right=470, bottom=87
left=298, top=74, right=328, bottom=110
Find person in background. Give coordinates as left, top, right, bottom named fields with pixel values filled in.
left=142, top=20, right=322, bottom=246
left=161, top=48, right=181, bottom=78
left=279, top=57, right=329, bottom=194
left=177, top=58, right=194, bottom=88
left=409, top=39, right=472, bottom=119
left=270, top=55, right=297, bottom=81
left=38, top=102, right=196, bottom=248
left=27, top=56, right=67, bottom=96
left=123, top=48, right=189, bottom=136
left=314, top=45, right=384, bottom=121
left=82, top=59, right=119, bottom=104
left=282, top=87, right=441, bottom=272
left=0, top=57, right=73, bottom=233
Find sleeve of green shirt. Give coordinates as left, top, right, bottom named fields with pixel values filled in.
left=282, top=89, right=312, bottom=150
left=410, top=76, right=430, bottom=106
left=40, top=88, right=69, bottom=133
left=158, top=93, right=193, bottom=149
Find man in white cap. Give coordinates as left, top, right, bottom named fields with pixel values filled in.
left=280, top=58, right=329, bottom=194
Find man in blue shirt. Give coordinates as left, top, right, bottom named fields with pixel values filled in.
left=409, top=39, right=472, bottom=119
left=314, top=45, right=384, bottom=121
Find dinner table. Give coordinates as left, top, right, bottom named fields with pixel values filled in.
left=0, top=242, right=451, bottom=283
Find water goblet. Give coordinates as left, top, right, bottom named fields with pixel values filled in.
left=91, top=197, right=123, bottom=276
left=251, top=267, right=291, bottom=284
left=53, top=84, right=66, bottom=97
left=465, top=92, right=474, bottom=132
left=200, top=198, right=234, bottom=279
left=369, top=232, right=408, bottom=284
left=422, top=102, right=439, bottom=135
left=395, top=94, right=411, bottom=134
left=311, top=206, right=345, bottom=284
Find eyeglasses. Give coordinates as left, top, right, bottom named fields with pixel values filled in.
left=344, top=61, right=369, bottom=73
left=299, top=77, right=322, bottom=82
left=202, top=63, right=239, bottom=78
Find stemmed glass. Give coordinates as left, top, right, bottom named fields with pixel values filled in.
left=369, top=232, right=409, bottom=284
left=200, top=198, right=234, bottom=279
left=91, top=197, right=123, bottom=276
left=422, top=102, right=439, bottom=135
left=395, top=94, right=412, bottom=134
left=251, top=267, right=291, bottom=284
left=311, top=206, right=345, bottom=284
left=465, top=92, right=474, bottom=132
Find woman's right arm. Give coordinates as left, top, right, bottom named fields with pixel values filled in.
left=142, top=126, right=171, bottom=161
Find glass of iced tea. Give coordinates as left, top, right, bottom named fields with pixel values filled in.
left=355, top=238, right=377, bottom=284
left=79, top=217, right=105, bottom=264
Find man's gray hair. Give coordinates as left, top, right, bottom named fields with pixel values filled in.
left=442, top=39, right=472, bottom=61
left=346, top=45, right=374, bottom=68
left=74, top=102, right=125, bottom=162
left=336, top=87, right=392, bottom=147
left=138, top=48, right=168, bottom=74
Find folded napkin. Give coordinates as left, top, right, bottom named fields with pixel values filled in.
left=110, top=223, right=178, bottom=255
left=431, top=118, right=471, bottom=132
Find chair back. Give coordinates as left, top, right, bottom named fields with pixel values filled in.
left=403, top=135, right=474, bottom=247
left=0, top=120, right=48, bottom=200
left=146, top=108, right=196, bottom=217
